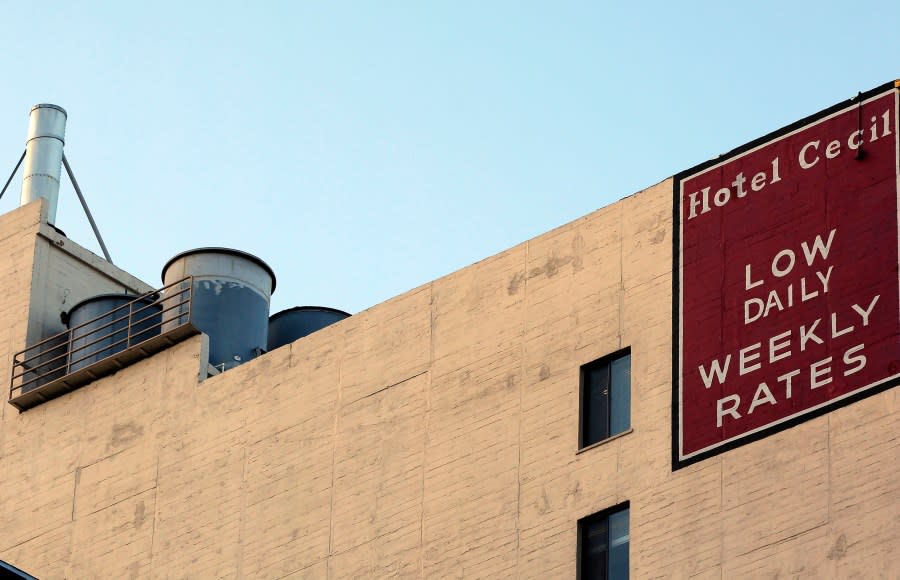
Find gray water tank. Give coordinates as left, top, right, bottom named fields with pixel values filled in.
left=267, top=306, right=351, bottom=351
left=67, top=293, right=162, bottom=372
left=23, top=331, right=69, bottom=391
left=161, top=248, right=275, bottom=372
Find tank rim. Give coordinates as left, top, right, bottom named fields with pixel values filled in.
left=31, top=103, right=68, bottom=116
left=66, top=293, right=159, bottom=328
left=269, top=306, right=351, bottom=321
left=161, top=247, right=276, bottom=293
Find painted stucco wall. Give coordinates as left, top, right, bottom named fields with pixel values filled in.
left=0, top=186, right=896, bottom=578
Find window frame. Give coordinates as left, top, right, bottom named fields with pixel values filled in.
left=0, top=560, right=38, bottom=580
left=579, top=347, right=632, bottom=449
left=577, top=502, right=630, bottom=580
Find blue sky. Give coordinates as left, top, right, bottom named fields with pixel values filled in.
left=1, top=1, right=898, bottom=313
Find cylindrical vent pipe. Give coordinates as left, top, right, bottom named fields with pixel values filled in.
left=268, top=306, right=351, bottom=351
left=20, top=104, right=67, bottom=225
left=161, top=248, right=276, bottom=372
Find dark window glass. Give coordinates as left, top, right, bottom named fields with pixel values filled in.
left=0, top=560, right=38, bottom=580
left=580, top=504, right=629, bottom=580
left=581, top=349, right=631, bottom=447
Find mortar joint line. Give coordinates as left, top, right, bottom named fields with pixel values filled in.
left=325, top=333, right=344, bottom=578
left=420, top=282, right=435, bottom=578
left=514, top=240, right=529, bottom=574
left=235, top=445, right=249, bottom=578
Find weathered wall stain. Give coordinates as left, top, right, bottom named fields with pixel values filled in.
left=108, top=422, right=144, bottom=450
left=827, top=534, right=847, bottom=560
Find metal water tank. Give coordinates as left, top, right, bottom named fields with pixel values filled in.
left=22, top=331, right=70, bottom=391
left=161, top=248, right=275, bottom=372
left=67, top=294, right=162, bottom=372
left=267, top=306, right=351, bottom=351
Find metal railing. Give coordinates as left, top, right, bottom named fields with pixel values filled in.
left=9, top=276, right=196, bottom=408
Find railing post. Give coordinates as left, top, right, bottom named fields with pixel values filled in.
left=127, top=300, right=133, bottom=348
left=65, top=328, right=71, bottom=376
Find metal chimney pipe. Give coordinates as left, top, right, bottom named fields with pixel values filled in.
left=20, top=104, right=67, bottom=225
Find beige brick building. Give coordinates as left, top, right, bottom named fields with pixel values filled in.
left=0, top=87, right=897, bottom=579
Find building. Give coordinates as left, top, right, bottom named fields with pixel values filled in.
left=0, top=83, right=897, bottom=579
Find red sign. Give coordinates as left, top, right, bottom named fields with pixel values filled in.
left=674, top=86, right=900, bottom=467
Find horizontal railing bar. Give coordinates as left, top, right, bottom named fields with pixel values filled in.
left=10, top=277, right=194, bottom=398
left=64, top=305, right=190, bottom=362
left=11, top=347, right=69, bottom=376
left=12, top=277, right=191, bottom=356
left=15, top=293, right=190, bottom=367
left=56, top=288, right=169, bottom=333
left=65, top=289, right=188, bottom=344
left=12, top=316, right=195, bottom=391
left=13, top=364, right=66, bottom=388
left=64, top=309, right=190, bottom=361
left=14, top=342, right=69, bottom=366
left=14, top=318, right=197, bottom=393
left=67, top=336, right=132, bottom=369
left=153, top=298, right=191, bottom=318
left=66, top=311, right=189, bottom=361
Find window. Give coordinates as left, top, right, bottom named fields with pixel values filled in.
left=0, top=560, right=38, bottom=580
left=579, top=504, right=630, bottom=580
left=580, top=348, right=631, bottom=448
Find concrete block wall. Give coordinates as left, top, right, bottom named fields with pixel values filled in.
left=27, top=200, right=152, bottom=348
left=0, top=182, right=896, bottom=578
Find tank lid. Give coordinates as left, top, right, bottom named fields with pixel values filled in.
left=68, top=292, right=151, bottom=312
left=66, top=292, right=156, bottom=327
left=269, top=305, right=352, bottom=321
left=161, top=247, right=276, bottom=292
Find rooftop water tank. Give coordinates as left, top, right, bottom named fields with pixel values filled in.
left=22, top=331, right=69, bottom=392
left=267, top=306, right=351, bottom=351
left=161, top=248, right=275, bottom=372
left=67, top=293, right=162, bottom=373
